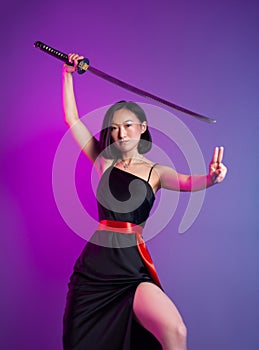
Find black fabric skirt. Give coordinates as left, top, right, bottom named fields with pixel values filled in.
left=63, top=230, right=162, bottom=350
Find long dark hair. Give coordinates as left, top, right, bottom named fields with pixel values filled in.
left=99, top=101, right=152, bottom=159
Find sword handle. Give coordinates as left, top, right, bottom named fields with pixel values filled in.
left=34, top=41, right=89, bottom=74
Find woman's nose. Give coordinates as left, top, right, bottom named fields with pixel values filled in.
left=118, top=126, right=126, bottom=139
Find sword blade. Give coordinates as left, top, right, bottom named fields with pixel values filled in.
left=88, top=66, right=216, bottom=124
left=34, top=41, right=216, bottom=123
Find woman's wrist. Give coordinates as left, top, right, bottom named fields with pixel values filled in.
left=62, top=63, right=76, bottom=75
left=206, top=173, right=217, bottom=187
left=62, top=67, right=72, bottom=76
left=62, top=68, right=74, bottom=87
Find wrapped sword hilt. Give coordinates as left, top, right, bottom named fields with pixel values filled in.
left=34, top=41, right=89, bottom=74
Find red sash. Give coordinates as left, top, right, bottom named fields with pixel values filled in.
left=97, top=219, right=162, bottom=288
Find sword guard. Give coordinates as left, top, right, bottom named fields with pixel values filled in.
left=76, top=58, right=89, bottom=74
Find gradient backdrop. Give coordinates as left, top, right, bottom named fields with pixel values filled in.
left=1, top=1, right=259, bottom=349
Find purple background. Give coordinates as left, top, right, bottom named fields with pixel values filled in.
left=1, top=1, right=259, bottom=349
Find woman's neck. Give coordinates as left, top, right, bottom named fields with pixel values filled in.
left=118, top=152, right=144, bottom=169
left=120, top=150, right=141, bottom=161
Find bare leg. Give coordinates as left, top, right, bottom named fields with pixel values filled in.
left=133, top=282, right=187, bottom=350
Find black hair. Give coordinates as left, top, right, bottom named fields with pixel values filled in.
left=99, top=101, right=152, bottom=159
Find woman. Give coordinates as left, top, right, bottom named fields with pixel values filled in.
left=62, top=54, right=227, bottom=350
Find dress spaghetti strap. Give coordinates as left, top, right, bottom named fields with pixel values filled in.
left=147, top=163, right=158, bottom=183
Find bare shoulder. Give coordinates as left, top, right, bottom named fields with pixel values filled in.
left=103, top=158, right=115, bottom=172
left=140, top=158, right=165, bottom=192
left=140, top=158, right=174, bottom=175
left=141, top=156, right=156, bottom=168
left=151, top=164, right=180, bottom=191
left=152, top=164, right=177, bottom=176
left=94, top=157, right=114, bottom=176
left=140, top=157, right=159, bottom=174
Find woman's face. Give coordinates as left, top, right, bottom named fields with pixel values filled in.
left=111, top=109, right=146, bottom=154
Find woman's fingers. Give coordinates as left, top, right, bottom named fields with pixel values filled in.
left=211, top=146, right=224, bottom=165
left=68, top=53, right=84, bottom=62
left=217, top=146, right=224, bottom=163
left=211, top=163, right=227, bottom=184
left=64, top=53, right=84, bottom=73
left=211, top=147, right=219, bottom=164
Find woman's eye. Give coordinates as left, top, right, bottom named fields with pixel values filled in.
left=111, top=126, right=117, bottom=131
left=125, top=123, right=132, bottom=128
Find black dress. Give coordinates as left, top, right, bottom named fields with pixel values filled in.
left=63, top=164, right=162, bottom=350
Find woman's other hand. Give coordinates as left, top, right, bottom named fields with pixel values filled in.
left=209, top=146, right=228, bottom=184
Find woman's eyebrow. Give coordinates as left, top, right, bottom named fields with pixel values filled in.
left=111, top=120, right=134, bottom=125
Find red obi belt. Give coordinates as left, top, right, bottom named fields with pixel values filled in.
left=97, top=219, right=162, bottom=288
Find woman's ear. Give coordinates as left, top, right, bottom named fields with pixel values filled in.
left=140, top=121, right=147, bottom=134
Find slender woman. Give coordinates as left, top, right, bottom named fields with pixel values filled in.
left=62, top=53, right=227, bottom=350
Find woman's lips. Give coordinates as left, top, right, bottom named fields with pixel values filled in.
left=119, top=140, right=129, bottom=145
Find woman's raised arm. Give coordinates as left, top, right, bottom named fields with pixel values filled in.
left=62, top=53, right=101, bottom=166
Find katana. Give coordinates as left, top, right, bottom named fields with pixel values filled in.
left=34, top=41, right=216, bottom=123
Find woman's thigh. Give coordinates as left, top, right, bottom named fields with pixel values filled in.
left=133, top=282, right=186, bottom=346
